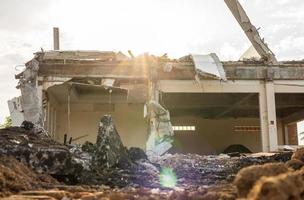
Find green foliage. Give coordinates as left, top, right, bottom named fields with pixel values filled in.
left=0, top=116, right=12, bottom=128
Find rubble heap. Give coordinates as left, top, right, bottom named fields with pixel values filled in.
left=0, top=115, right=302, bottom=200
left=149, top=152, right=291, bottom=189
left=0, top=155, right=58, bottom=197
left=67, top=115, right=160, bottom=187
left=0, top=125, right=82, bottom=176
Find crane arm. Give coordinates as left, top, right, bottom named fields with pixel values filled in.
left=224, top=0, right=278, bottom=64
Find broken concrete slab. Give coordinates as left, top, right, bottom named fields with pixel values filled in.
left=93, top=115, right=132, bottom=169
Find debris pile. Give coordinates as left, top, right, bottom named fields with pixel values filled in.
left=0, top=155, right=58, bottom=197
left=0, top=125, right=82, bottom=176
left=67, top=115, right=161, bottom=187
left=150, top=152, right=291, bottom=189
left=1, top=115, right=303, bottom=200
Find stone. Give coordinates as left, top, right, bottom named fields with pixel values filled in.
left=128, top=147, right=148, bottom=161
left=20, top=121, right=34, bottom=130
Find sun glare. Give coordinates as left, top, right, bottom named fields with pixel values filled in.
left=159, top=167, right=177, bottom=188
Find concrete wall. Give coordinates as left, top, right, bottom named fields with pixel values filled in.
left=54, top=103, right=148, bottom=149
left=170, top=116, right=262, bottom=154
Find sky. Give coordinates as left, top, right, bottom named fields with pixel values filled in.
left=0, top=0, right=303, bottom=123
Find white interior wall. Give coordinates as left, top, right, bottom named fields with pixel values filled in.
left=171, top=116, right=262, bottom=154
left=55, top=103, right=148, bottom=149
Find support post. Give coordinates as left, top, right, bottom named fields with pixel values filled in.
left=259, top=81, right=278, bottom=152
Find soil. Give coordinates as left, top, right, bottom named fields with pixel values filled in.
left=0, top=155, right=58, bottom=197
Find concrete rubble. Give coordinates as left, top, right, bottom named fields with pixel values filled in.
left=2, top=116, right=304, bottom=200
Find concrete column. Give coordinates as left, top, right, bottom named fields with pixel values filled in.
left=259, top=86, right=269, bottom=151
left=266, top=82, right=278, bottom=151
left=259, top=81, right=278, bottom=152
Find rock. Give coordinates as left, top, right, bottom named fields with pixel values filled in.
left=291, top=148, right=304, bottom=162
left=285, top=159, right=304, bottom=170
left=128, top=147, right=148, bottom=161
left=272, top=151, right=293, bottom=162
left=21, top=121, right=34, bottom=130
left=234, top=163, right=289, bottom=198
left=92, top=115, right=132, bottom=169
left=248, top=172, right=304, bottom=200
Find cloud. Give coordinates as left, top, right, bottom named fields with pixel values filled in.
left=0, top=53, right=23, bottom=123
left=0, top=0, right=52, bottom=32
left=273, top=36, right=304, bottom=60
left=219, top=42, right=249, bottom=61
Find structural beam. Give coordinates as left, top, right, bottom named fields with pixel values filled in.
left=159, top=80, right=263, bottom=93
left=224, top=0, right=278, bottom=64
left=39, top=63, right=148, bottom=79
left=213, top=93, right=256, bottom=118
left=282, top=109, right=304, bottom=125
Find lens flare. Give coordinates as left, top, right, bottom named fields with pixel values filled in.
left=159, top=167, right=177, bottom=188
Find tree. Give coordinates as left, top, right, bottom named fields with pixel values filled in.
left=0, top=116, right=12, bottom=128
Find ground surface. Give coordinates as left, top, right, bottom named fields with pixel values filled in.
left=0, top=152, right=293, bottom=200
left=0, top=126, right=301, bottom=200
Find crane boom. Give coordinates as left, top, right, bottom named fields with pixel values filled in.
left=224, top=0, right=278, bottom=64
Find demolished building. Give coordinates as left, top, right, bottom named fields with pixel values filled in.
left=8, top=0, right=304, bottom=156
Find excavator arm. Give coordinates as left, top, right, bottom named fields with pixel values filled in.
left=224, top=0, right=278, bottom=64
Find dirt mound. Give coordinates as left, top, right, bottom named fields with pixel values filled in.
left=285, top=159, right=304, bottom=170
left=292, top=148, right=304, bottom=162
left=248, top=171, right=304, bottom=200
left=234, top=163, right=289, bottom=198
left=0, top=155, right=59, bottom=197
